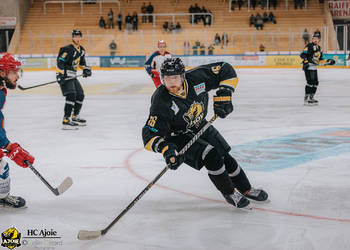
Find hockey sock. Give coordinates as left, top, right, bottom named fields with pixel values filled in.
left=73, top=94, right=84, bottom=116
left=0, top=159, right=10, bottom=199
left=203, top=146, right=234, bottom=195
left=224, top=154, right=251, bottom=193
left=64, top=93, right=76, bottom=118
left=305, top=84, right=313, bottom=95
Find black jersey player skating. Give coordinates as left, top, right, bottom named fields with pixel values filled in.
left=56, top=30, right=92, bottom=129
left=142, top=58, right=268, bottom=209
left=300, top=32, right=335, bottom=106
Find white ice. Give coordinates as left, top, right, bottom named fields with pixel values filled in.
left=1, top=68, right=350, bottom=250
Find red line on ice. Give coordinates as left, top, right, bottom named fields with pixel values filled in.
left=125, top=148, right=350, bottom=224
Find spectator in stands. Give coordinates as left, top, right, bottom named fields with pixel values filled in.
left=272, top=0, right=277, bottom=9
left=141, top=2, right=147, bottom=23
left=125, top=13, right=133, bottom=33
left=208, top=44, right=214, bottom=55
left=206, top=10, right=212, bottom=26
left=195, top=40, right=201, bottom=47
left=200, top=45, right=205, bottom=55
left=193, top=3, right=201, bottom=24
left=175, top=22, right=182, bottom=33
left=255, top=13, right=263, bottom=30
left=260, top=0, right=266, bottom=9
left=163, top=21, right=169, bottom=32
left=169, top=22, right=175, bottom=32
left=222, top=32, right=229, bottom=48
left=108, top=9, right=114, bottom=29
left=132, top=12, right=138, bottom=31
left=238, top=0, right=243, bottom=10
left=252, top=0, right=257, bottom=9
left=184, top=40, right=190, bottom=55
left=189, top=5, right=194, bottom=23
left=99, top=16, right=106, bottom=29
left=268, top=12, right=276, bottom=24
left=263, top=12, right=268, bottom=23
left=109, top=40, right=117, bottom=56
left=231, top=0, right=236, bottom=11
left=259, top=43, right=265, bottom=52
left=117, top=13, right=123, bottom=31
left=302, top=29, right=309, bottom=45
left=147, top=2, right=154, bottom=23
left=201, top=6, right=207, bottom=25
left=214, top=33, right=221, bottom=46
left=249, top=14, right=255, bottom=27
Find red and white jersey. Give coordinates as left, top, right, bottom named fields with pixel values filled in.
left=145, top=51, right=172, bottom=75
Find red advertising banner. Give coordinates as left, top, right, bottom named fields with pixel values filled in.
left=329, top=1, right=350, bottom=19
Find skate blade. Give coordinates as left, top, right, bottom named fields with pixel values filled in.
left=76, top=123, right=87, bottom=127
left=62, top=125, right=79, bottom=130
left=247, top=198, right=271, bottom=204
left=234, top=204, right=252, bottom=211
left=0, top=204, right=28, bottom=210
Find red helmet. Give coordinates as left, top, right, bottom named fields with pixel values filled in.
left=0, top=53, right=22, bottom=73
left=158, top=40, right=166, bottom=47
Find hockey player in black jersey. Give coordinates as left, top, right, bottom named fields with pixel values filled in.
left=300, top=32, right=335, bottom=106
left=56, top=30, right=92, bottom=129
left=142, top=58, right=268, bottom=209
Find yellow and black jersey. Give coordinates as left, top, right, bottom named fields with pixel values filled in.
left=56, top=44, right=87, bottom=73
left=300, top=42, right=325, bottom=68
left=142, top=61, right=238, bottom=153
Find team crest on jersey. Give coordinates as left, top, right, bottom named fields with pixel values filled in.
left=211, top=65, right=221, bottom=74
left=194, top=83, right=206, bottom=95
left=183, top=102, right=204, bottom=129
left=1, top=227, right=21, bottom=249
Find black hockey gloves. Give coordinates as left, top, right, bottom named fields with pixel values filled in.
left=326, top=59, right=335, bottom=65
left=213, top=88, right=233, bottom=118
left=56, top=73, right=65, bottom=85
left=83, top=67, right=92, bottom=78
left=162, top=143, right=184, bottom=170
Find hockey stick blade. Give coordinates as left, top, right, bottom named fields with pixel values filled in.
left=77, top=230, right=102, bottom=240
left=56, top=177, right=73, bottom=195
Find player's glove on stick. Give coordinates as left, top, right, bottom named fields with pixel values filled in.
left=162, top=143, right=184, bottom=170
left=326, top=59, right=335, bottom=65
left=5, top=143, right=35, bottom=168
left=83, top=67, right=92, bottom=78
left=56, top=73, right=66, bottom=85
left=214, top=88, right=233, bottom=118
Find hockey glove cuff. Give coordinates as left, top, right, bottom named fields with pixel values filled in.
left=5, top=143, right=35, bottom=168
left=162, top=143, right=184, bottom=170
left=326, top=59, right=335, bottom=65
left=214, top=88, right=233, bottom=119
left=56, top=73, right=66, bottom=85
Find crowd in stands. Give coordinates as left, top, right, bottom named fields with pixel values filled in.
left=98, top=9, right=140, bottom=32
left=231, top=0, right=278, bottom=10
left=249, top=12, right=276, bottom=30
left=163, top=21, right=182, bottom=33
left=188, top=3, right=212, bottom=26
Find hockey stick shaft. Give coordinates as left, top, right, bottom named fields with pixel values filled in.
left=18, top=74, right=83, bottom=90
left=78, top=114, right=218, bottom=240
left=25, top=161, right=73, bottom=196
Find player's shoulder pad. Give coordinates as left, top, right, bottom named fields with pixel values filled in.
left=150, top=85, right=172, bottom=114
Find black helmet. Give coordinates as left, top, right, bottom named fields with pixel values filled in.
left=72, top=30, right=83, bottom=37
left=312, top=32, right=321, bottom=39
left=160, top=58, right=185, bottom=77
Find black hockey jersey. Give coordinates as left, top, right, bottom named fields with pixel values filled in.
left=56, top=44, right=87, bottom=73
left=142, top=62, right=238, bottom=153
left=300, top=42, right=325, bottom=69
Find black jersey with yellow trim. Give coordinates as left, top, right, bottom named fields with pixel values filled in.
left=300, top=42, right=325, bottom=65
left=56, top=44, right=87, bottom=73
left=142, top=61, right=238, bottom=153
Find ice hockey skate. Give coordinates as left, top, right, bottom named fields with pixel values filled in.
left=244, top=187, right=269, bottom=203
left=0, top=195, right=26, bottom=209
left=304, top=94, right=318, bottom=106
left=72, top=115, right=87, bottom=126
left=224, top=189, right=251, bottom=210
left=62, top=117, right=79, bottom=130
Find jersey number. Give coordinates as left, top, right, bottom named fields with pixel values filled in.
left=147, top=116, right=158, bottom=127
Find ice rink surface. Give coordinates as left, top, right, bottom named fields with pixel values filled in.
left=1, top=68, right=350, bottom=250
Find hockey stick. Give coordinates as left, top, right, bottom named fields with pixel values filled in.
left=77, top=114, right=218, bottom=240
left=25, top=161, right=73, bottom=196
left=18, top=74, right=83, bottom=90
